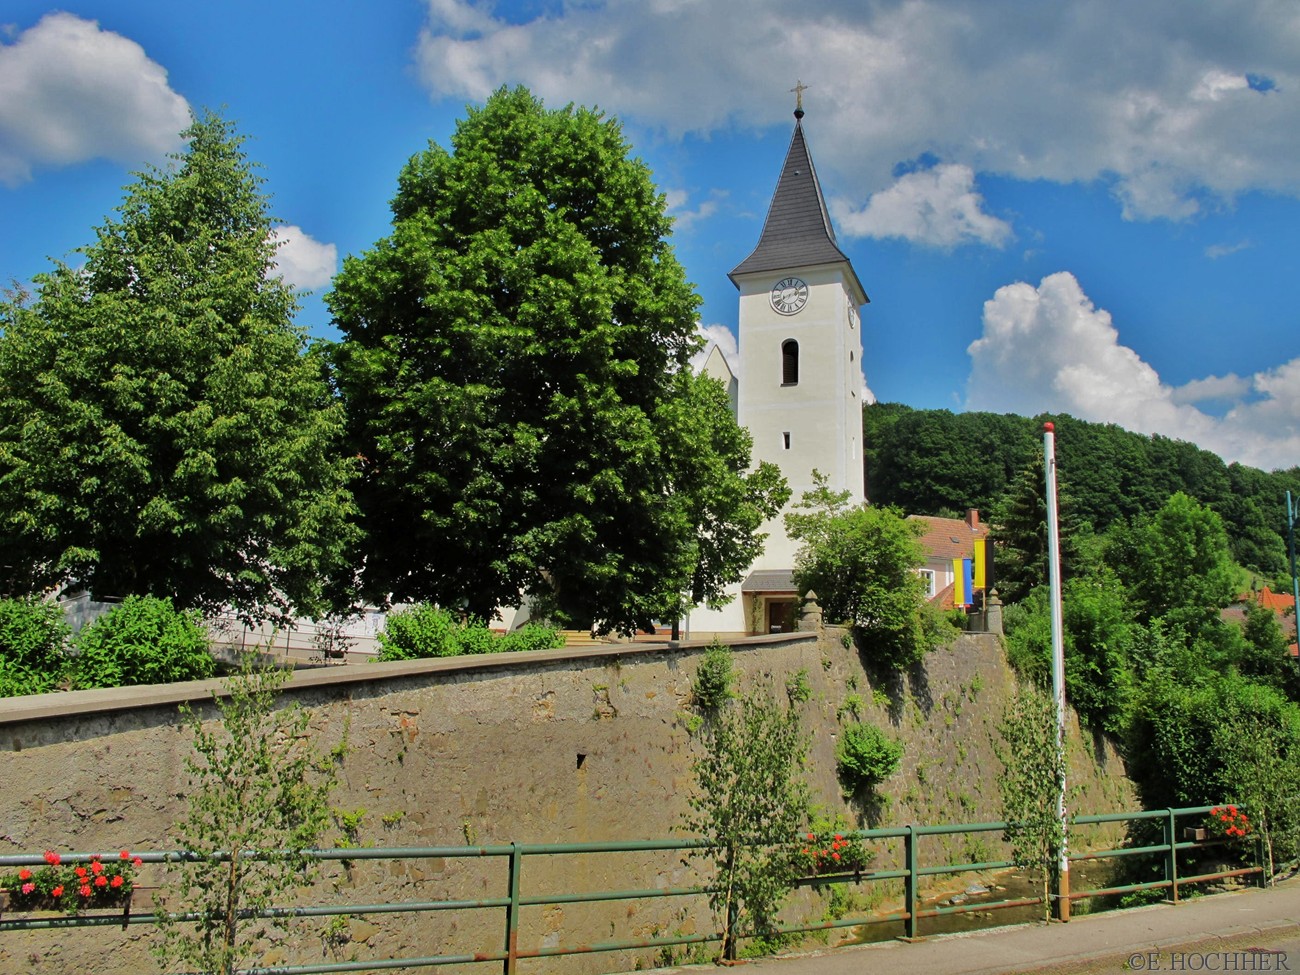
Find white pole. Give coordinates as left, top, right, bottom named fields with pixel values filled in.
left=1044, top=421, right=1069, bottom=920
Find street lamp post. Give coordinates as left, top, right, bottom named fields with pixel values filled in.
left=1288, top=492, right=1299, bottom=651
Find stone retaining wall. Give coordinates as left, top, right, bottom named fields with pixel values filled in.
left=0, top=629, right=1135, bottom=973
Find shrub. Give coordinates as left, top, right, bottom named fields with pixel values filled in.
left=498, top=624, right=565, bottom=654
left=376, top=604, right=460, bottom=659
left=71, top=596, right=214, bottom=688
left=693, top=640, right=736, bottom=711
left=0, top=597, right=70, bottom=696
left=835, top=722, right=902, bottom=791
left=376, top=604, right=563, bottom=660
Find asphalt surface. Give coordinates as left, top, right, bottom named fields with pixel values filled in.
left=641, top=879, right=1300, bottom=975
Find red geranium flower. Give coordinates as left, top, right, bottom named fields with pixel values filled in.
left=132, top=857, right=143, bottom=867
left=74, top=866, right=88, bottom=878
left=43, top=850, right=61, bottom=866
left=21, top=882, right=35, bottom=895
left=18, top=868, right=32, bottom=881
left=119, top=850, right=130, bottom=860
left=78, top=884, right=92, bottom=897
left=110, top=875, right=124, bottom=888
left=90, top=860, right=104, bottom=875
left=50, top=885, right=63, bottom=898
left=94, top=875, right=108, bottom=888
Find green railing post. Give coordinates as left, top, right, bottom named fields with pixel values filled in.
left=903, top=824, right=920, bottom=940
left=504, top=842, right=522, bottom=975
left=1164, top=809, right=1179, bottom=904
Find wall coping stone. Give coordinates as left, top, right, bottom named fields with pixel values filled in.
left=0, top=631, right=819, bottom=728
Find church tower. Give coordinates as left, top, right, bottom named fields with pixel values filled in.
left=734, top=99, right=870, bottom=632
left=690, top=96, right=868, bottom=636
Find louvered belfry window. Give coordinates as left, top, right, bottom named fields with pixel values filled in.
left=781, top=339, right=799, bottom=385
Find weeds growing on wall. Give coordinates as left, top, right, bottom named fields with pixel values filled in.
left=692, top=639, right=737, bottom=712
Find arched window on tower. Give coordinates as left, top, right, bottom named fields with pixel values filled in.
left=781, top=340, right=799, bottom=386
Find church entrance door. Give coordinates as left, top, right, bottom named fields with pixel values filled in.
left=765, top=598, right=797, bottom=634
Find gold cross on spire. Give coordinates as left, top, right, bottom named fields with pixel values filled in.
left=790, top=80, right=809, bottom=112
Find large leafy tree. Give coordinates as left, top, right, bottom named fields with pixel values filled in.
left=329, top=87, right=785, bottom=631
left=0, top=112, right=356, bottom=622
left=786, top=473, right=946, bottom=668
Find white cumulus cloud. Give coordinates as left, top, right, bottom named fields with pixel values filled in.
left=413, top=0, right=1300, bottom=223
left=831, top=163, right=1012, bottom=248
left=271, top=226, right=338, bottom=291
left=0, top=13, right=190, bottom=186
left=966, top=272, right=1300, bottom=470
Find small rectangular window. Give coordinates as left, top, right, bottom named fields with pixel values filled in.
left=918, top=569, right=936, bottom=597
left=782, top=432, right=791, bottom=450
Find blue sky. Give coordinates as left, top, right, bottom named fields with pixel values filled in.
left=2, top=1, right=1299, bottom=471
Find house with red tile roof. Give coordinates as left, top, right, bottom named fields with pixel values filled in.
left=907, top=508, right=989, bottom=608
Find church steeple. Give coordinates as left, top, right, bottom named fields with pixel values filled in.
left=729, top=108, right=867, bottom=304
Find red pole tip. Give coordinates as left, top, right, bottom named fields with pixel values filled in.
left=1043, top=421, right=1055, bottom=432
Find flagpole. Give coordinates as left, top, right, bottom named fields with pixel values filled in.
left=1044, top=421, right=1069, bottom=921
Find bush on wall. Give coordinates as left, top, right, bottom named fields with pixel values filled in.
left=71, top=595, right=215, bottom=689
left=0, top=597, right=71, bottom=697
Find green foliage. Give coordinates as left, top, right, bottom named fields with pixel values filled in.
left=996, top=684, right=1067, bottom=920
left=375, top=604, right=563, bottom=660
left=785, top=668, right=812, bottom=705
left=1120, top=492, right=1240, bottom=628
left=0, top=112, right=357, bottom=622
left=864, top=403, right=1296, bottom=581
left=1127, top=668, right=1300, bottom=838
left=70, top=596, right=213, bottom=689
left=0, top=597, right=70, bottom=696
left=685, top=688, right=811, bottom=960
left=988, top=453, right=1095, bottom=605
left=798, top=808, right=873, bottom=876
left=329, top=86, right=786, bottom=633
left=1212, top=688, right=1300, bottom=875
left=835, top=722, right=902, bottom=792
left=692, top=640, right=736, bottom=711
left=787, top=472, right=945, bottom=668
left=1003, top=574, right=1134, bottom=733
left=155, top=661, right=341, bottom=975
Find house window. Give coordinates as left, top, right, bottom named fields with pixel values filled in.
left=782, top=431, right=791, bottom=450
left=918, top=569, right=936, bottom=598
left=781, top=340, right=799, bottom=385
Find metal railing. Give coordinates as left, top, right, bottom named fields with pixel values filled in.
left=0, top=805, right=1266, bottom=974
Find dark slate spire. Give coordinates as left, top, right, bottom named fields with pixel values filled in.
left=729, top=108, right=867, bottom=302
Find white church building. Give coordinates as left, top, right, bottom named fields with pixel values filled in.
left=686, top=103, right=868, bottom=638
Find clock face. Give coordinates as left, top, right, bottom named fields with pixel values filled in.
left=770, top=277, right=809, bottom=316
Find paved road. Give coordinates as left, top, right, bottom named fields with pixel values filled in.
left=641, top=880, right=1300, bottom=975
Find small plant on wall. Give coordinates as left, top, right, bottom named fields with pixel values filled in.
left=692, top=640, right=736, bottom=712
left=835, top=721, right=903, bottom=794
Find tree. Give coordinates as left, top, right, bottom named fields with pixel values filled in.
left=154, top=661, right=341, bottom=975
left=329, top=87, right=785, bottom=631
left=996, top=684, right=1068, bottom=921
left=989, top=453, right=1093, bottom=605
left=786, top=473, right=946, bottom=668
left=0, top=112, right=356, bottom=623
left=684, top=686, right=811, bottom=960
left=1121, top=492, right=1239, bottom=628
